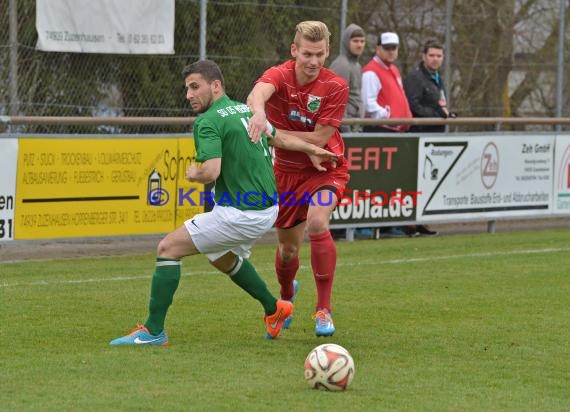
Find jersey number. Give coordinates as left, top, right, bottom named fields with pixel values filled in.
left=240, top=117, right=270, bottom=158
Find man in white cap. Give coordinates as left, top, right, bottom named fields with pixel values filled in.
left=361, top=31, right=412, bottom=133
left=361, top=32, right=412, bottom=238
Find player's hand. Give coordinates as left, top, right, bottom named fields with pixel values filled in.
left=247, top=112, right=267, bottom=144
left=308, top=148, right=339, bottom=171
left=185, top=162, right=200, bottom=182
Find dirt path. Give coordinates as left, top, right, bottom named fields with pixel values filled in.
left=1, top=218, right=569, bottom=262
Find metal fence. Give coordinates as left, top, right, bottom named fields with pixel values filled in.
left=1, top=0, right=568, bottom=134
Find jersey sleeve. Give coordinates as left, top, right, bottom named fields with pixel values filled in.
left=193, top=118, right=222, bottom=163
left=317, top=79, right=349, bottom=128
left=255, top=65, right=284, bottom=94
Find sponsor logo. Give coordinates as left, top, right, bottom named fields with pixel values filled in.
left=288, top=109, right=313, bottom=127
left=147, top=169, right=167, bottom=205
left=481, top=142, right=499, bottom=189
left=269, top=308, right=284, bottom=329
left=133, top=336, right=163, bottom=344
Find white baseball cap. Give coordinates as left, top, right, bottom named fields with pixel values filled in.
left=379, top=32, right=399, bottom=47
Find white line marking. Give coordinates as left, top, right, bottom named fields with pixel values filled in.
left=375, top=247, right=569, bottom=265
left=1, top=247, right=568, bottom=289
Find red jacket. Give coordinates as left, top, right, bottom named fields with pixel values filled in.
left=362, top=58, right=411, bottom=132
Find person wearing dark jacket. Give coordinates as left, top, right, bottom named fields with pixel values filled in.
left=403, top=39, right=455, bottom=236
left=404, top=39, right=456, bottom=134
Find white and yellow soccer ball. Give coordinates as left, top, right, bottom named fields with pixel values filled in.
left=304, top=343, right=355, bottom=391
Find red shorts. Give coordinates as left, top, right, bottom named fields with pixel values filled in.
left=274, top=166, right=349, bottom=229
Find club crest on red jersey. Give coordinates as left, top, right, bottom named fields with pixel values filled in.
left=307, top=95, right=322, bottom=112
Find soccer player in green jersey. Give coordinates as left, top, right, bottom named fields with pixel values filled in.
left=110, top=59, right=338, bottom=346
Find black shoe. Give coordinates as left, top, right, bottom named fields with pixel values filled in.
left=416, top=225, right=438, bottom=236
left=404, top=226, right=420, bottom=237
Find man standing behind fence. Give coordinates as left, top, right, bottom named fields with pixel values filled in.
left=329, top=23, right=372, bottom=240
left=361, top=31, right=412, bottom=237
left=247, top=21, right=349, bottom=337
left=361, top=31, right=412, bottom=133
left=329, top=23, right=366, bottom=133
left=403, top=39, right=456, bottom=134
left=403, top=39, right=456, bottom=236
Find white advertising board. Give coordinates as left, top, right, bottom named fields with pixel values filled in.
left=0, top=138, right=18, bottom=241
left=417, top=134, right=555, bottom=221
left=553, top=135, right=570, bottom=214
left=36, top=0, right=174, bottom=54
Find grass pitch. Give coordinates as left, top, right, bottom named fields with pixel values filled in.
left=2, top=229, right=570, bottom=411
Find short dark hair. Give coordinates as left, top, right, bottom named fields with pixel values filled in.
left=422, top=39, right=444, bottom=54
left=182, top=59, right=225, bottom=88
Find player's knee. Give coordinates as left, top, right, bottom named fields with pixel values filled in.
left=157, top=237, right=176, bottom=258
left=156, top=238, right=168, bottom=256
left=279, top=243, right=299, bottom=262
left=306, top=215, right=329, bottom=235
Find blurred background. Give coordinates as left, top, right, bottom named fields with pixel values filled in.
left=1, top=0, right=568, bottom=133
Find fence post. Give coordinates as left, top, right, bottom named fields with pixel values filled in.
left=339, top=0, right=348, bottom=55
left=199, top=0, right=207, bottom=60
left=9, top=0, right=19, bottom=116
left=444, top=0, right=452, bottom=110
left=555, top=0, right=566, bottom=132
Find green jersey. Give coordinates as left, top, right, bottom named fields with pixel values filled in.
left=193, top=94, right=277, bottom=211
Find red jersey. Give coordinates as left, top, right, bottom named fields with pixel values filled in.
left=256, top=60, right=349, bottom=173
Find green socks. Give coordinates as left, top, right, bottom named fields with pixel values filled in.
left=143, top=256, right=276, bottom=335
left=144, top=257, right=181, bottom=335
left=228, top=257, right=277, bottom=315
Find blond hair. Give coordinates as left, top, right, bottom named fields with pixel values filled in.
left=293, top=21, right=331, bottom=47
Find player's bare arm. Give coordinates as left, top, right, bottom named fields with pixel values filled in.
left=274, top=123, right=337, bottom=147
left=185, top=158, right=221, bottom=184
left=246, top=82, right=276, bottom=143
left=268, top=128, right=338, bottom=171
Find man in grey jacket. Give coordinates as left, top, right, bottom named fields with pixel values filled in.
left=329, top=24, right=372, bottom=239
left=329, top=24, right=366, bottom=133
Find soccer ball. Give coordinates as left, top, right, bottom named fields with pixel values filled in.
left=304, top=343, right=355, bottom=391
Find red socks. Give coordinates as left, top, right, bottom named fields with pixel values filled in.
left=275, top=249, right=299, bottom=300
left=309, top=231, right=336, bottom=312
left=275, top=231, right=337, bottom=311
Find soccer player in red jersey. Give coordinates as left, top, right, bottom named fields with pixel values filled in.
left=247, top=21, right=350, bottom=336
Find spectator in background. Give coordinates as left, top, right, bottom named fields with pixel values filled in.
left=329, top=23, right=366, bottom=133
left=404, top=39, right=456, bottom=134
left=404, top=39, right=457, bottom=236
left=329, top=24, right=372, bottom=240
left=361, top=31, right=411, bottom=237
left=361, top=32, right=412, bottom=134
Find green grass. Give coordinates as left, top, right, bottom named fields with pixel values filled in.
left=2, top=229, right=570, bottom=411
